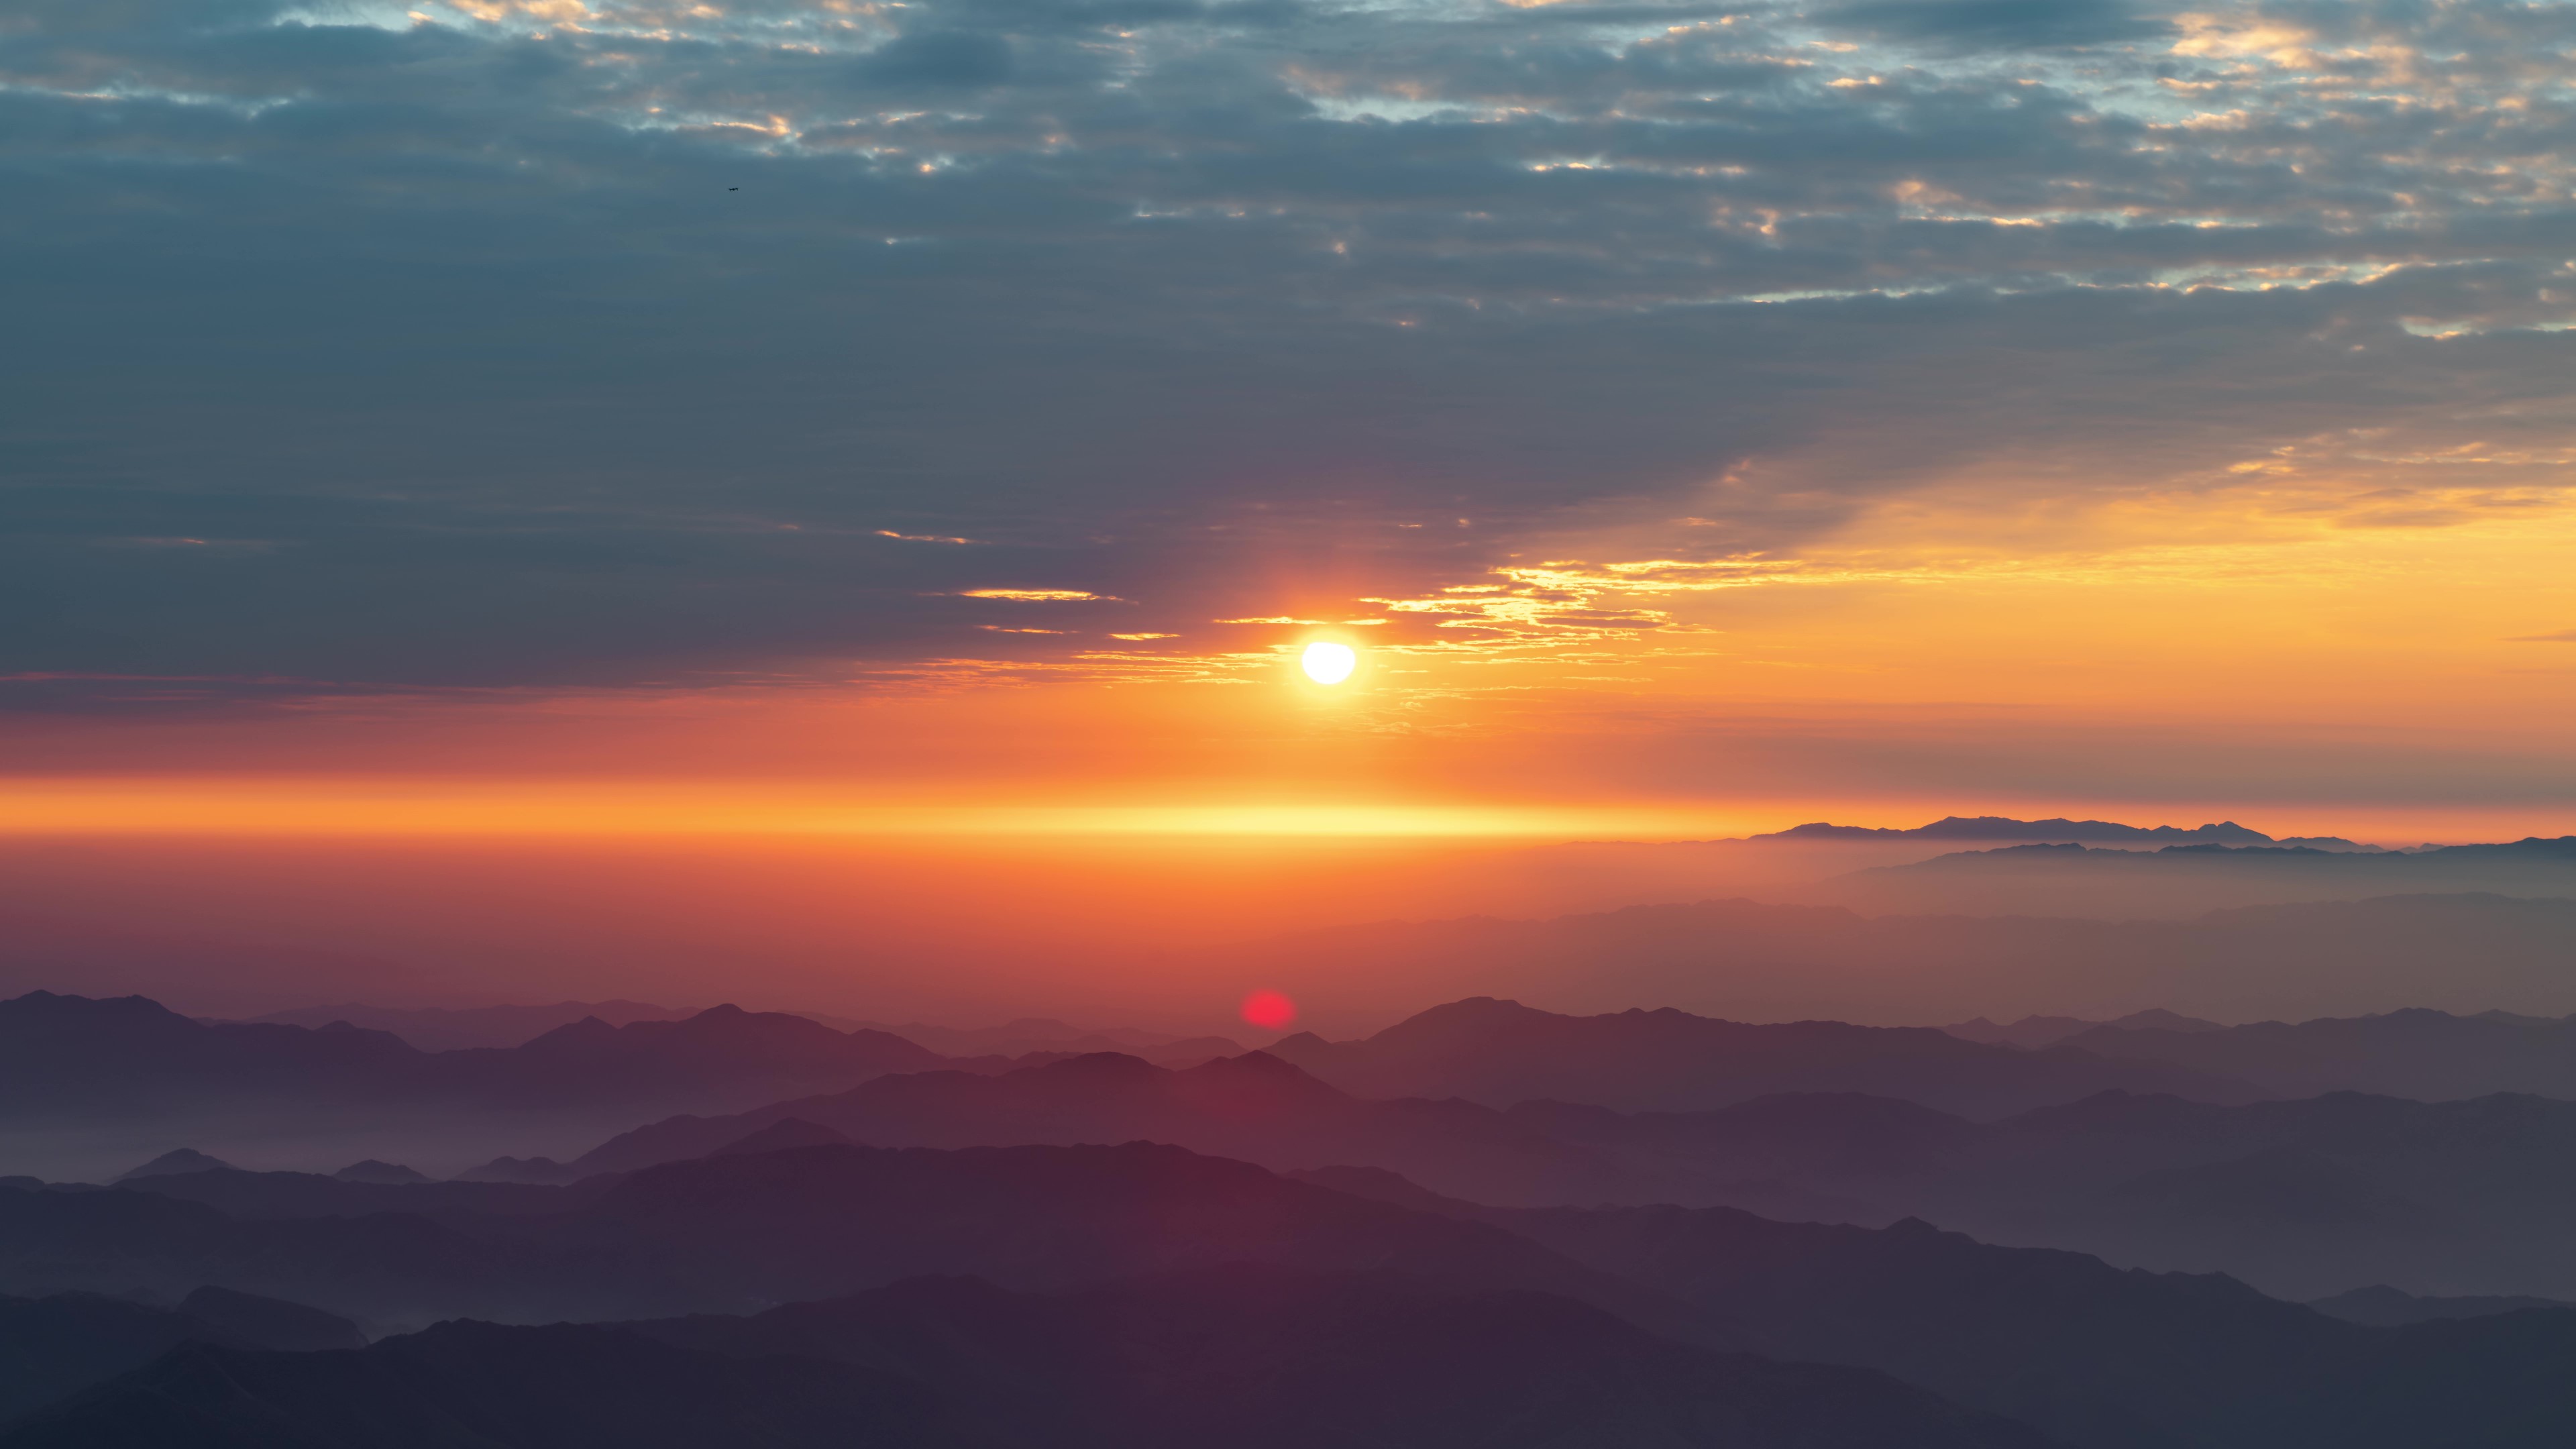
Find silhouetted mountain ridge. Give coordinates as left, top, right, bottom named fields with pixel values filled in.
left=1311, top=1168, right=2576, bottom=1449
left=0, top=991, right=979, bottom=1122
left=15, top=1140, right=2576, bottom=1446
left=0, top=1287, right=360, bottom=1421
left=5, top=1271, right=2048, bottom=1449
left=1264, top=998, right=2263, bottom=1116
left=1760, top=817, right=2281, bottom=845
left=2053, top=1006, right=2576, bottom=1099
left=1511, top=1085, right=2576, bottom=1298
left=555, top=1049, right=1633, bottom=1207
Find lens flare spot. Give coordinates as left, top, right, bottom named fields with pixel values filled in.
left=1300, top=641, right=1356, bottom=685
left=1240, top=989, right=1297, bottom=1030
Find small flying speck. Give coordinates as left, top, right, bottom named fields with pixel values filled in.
left=728, top=187, right=739, bottom=191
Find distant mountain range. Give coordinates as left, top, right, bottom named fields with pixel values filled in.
left=1263, top=998, right=2257, bottom=1116
left=545, top=1050, right=1633, bottom=1203
left=0, top=991, right=977, bottom=1124
left=807, top=1016, right=1248, bottom=1067
left=1962, top=1007, right=2576, bottom=1100
left=2309, top=1283, right=2576, bottom=1328
left=5, top=1269, right=2044, bottom=1449
left=466, top=1003, right=2576, bottom=1299
left=13, top=1140, right=2576, bottom=1448
left=1511, top=1086, right=2576, bottom=1299
left=527, top=1000, right=2256, bottom=1192
left=1757, top=816, right=2377, bottom=849
left=1945, top=1010, right=2224, bottom=1051
left=238, top=1001, right=1246, bottom=1062
left=239, top=999, right=692, bottom=1051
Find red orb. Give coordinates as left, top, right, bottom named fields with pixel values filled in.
left=1240, top=989, right=1297, bottom=1031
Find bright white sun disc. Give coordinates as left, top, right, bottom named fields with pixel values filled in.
left=1301, top=641, right=1357, bottom=685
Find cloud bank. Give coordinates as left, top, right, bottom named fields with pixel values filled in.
left=7, top=0, right=2575, bottom=702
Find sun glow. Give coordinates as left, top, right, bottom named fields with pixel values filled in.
left=1300, top=641, right=1358, bottom=685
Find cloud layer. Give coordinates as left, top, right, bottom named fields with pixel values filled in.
left=7, top=0, right=2575, bottom=702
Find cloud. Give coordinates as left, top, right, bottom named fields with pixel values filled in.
left=5, top=0, right=2576, bottom=704
left=2507, top=631, right=2576, bottom=644
left=856, top=30, right=1015, bottom=87
left=1815, top=0, right=2174, bottom=50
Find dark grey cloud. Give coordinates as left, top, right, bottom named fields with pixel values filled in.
left=857, top=30, right=1016, bottom=87
left=4, top=0, right=2573, bottom=704
left=1815, top=0, right=2173, bottom=50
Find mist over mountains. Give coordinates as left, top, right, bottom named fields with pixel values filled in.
left=1802, top=837, right=2576, bottom=918
left=1234, top=892, right=2576, bottom=1027
left=13, top=1138, right=2576, bottom=1449
left=434, top=1001, right=2576, bottom=1299
left=7, top=816, right=2576, bottom=1444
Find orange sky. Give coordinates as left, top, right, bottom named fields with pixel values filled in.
left=14, top=0, right=2576, bottom=1025
left=7, top=469, right=2573, bottom=849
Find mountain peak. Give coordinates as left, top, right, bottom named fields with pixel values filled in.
left=113, top=1148, right=234, bottom=1183
left=333, top=1159, right=431, bottom=1185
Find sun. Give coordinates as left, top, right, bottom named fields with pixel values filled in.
left=1300, top=641, right=1357, bottom=685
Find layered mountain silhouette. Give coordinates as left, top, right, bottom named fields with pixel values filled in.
left=1, top=1319, right=967, bottom=1449
left=632, top=1266, right=2049, bottom=1449
left=2045, top=1008, right=2576, bottom=1100
left=0, top=1142, right=1694, bottom=1335
left=1512, top=1086, right=2576, bottom=1299
left=0, top=1286, right=361, bottom=1421
left=2309, top=1283, right=2576, bottom=1326
left=1262, top=998, right=2261, bottom=1116
left=14, top=1141, right=2576, bottom=1448
left=1945, top=1011, right=2223, bottom=1051
left=100, top=1165, right=592, bottom=1225
left=516, top=1044, right=2576, bottom=1298
left=1309, top=1167, right=2576, bottom=1449
left=804, top=1014, right=1250, bottom=1067
left=552, top=1051, right=1638, bottom=1205
left=0, top=991, right=967, bottom=1122
left=4, top=1271, right=2046, bottom=1449
left=241, top=1000, right=691, bottom=1051
left=240, top=1002, right=1248, bottom=1065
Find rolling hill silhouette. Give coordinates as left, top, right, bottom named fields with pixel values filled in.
left=0, top=1287, right=360, bottom=1421
left=0, top=991, right=963, bottom=1122
left=1310, top=1168, right=2576, bottom=1449
left=16, top=1142, right=2576, bottom=1448
left=1262, top=998, right=2259, bottom=1116
left=2049, top=1007, right=2576, bottom=1099
left=553, top=1050, right=1634, bottom=1205
left=4, top=1271, right=2047, bottom=1449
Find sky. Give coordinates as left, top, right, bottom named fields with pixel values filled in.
left=9, top=0, right=2576, bottom=856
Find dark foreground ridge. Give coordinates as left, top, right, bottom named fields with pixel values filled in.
left=6, top=1267, right=2045, bottom=1449
left=11, top=1141, right=2576, bottom=1446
